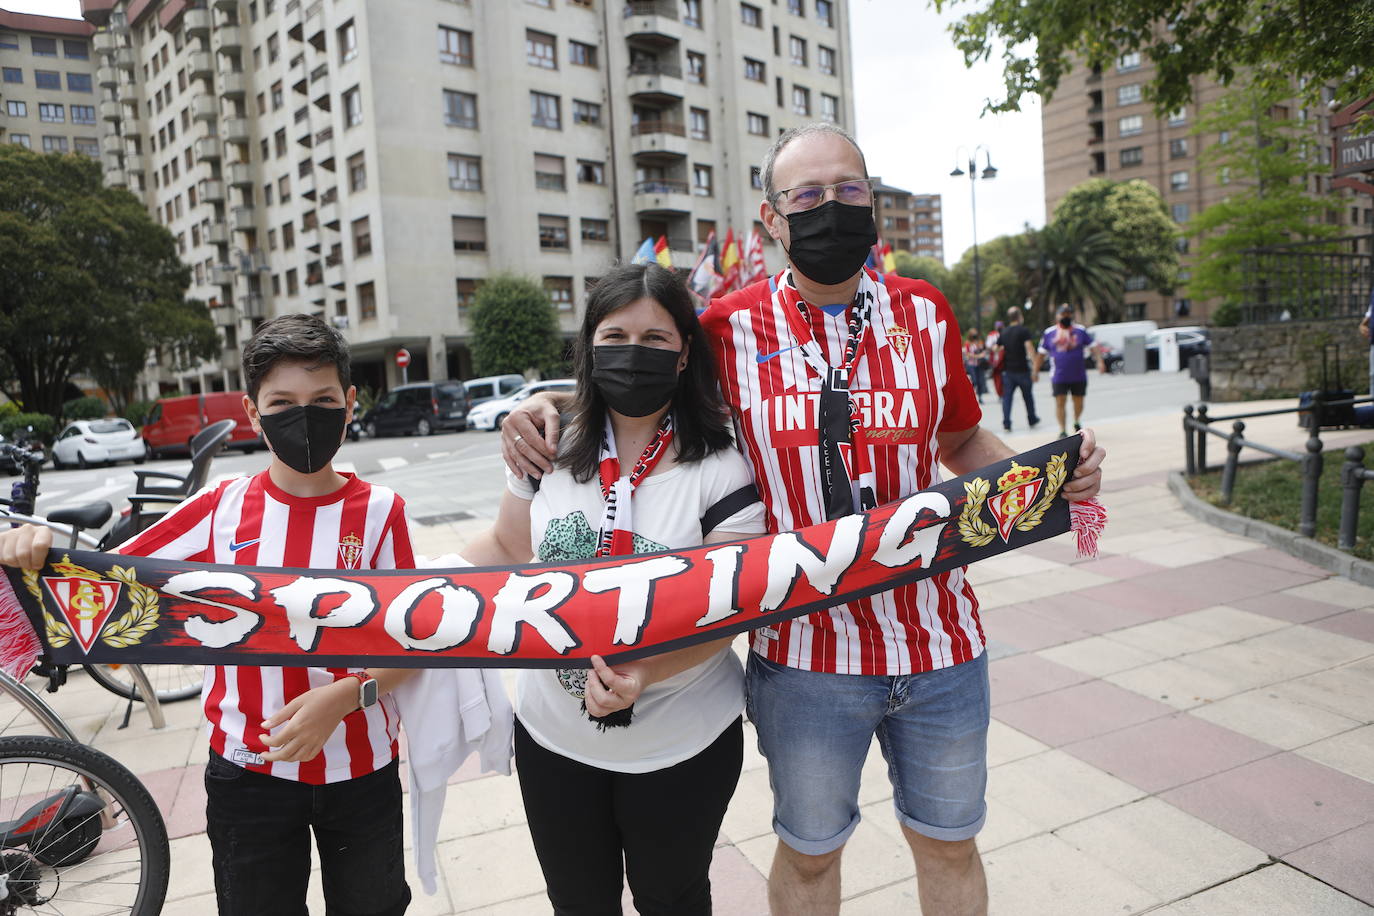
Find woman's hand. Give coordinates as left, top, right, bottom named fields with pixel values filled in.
left=583, top=654, right=645, bottom=718
left=501, top=392, right=565, bottom=480
left=261, top=678, right=357, bottom=763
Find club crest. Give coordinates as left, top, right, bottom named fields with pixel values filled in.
left=42, top=569, right=122, bottom=654
left=29, top=555, right=160, bottom=654
left=338, top=533, right=364, bottom=570
left=886, top=324, right=912, bottom=361
left=958, top=455, right=1067, bottom=547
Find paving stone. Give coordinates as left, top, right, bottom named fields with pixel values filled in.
left=1308, top=608, right=1374, bottom=643
left=840, top=880, right=921, bottom=914
left=719, top=764, right=776, bottom=845
left=964, top=551, right=1065, bottom=585
left=433, top=771, right=528, bottom=842
left=1283, top=577, right=1374, bottom=609
left=1067, top=553, right=1168, bottom=581
left=988, top=653, right=1092, bottom=707
left=707, top=844, right=770, bottom=915
left=736, top=816, right=916, bottom=904
left=1239, top=624, right=1374, bottom=671
left=995, top=679, right=1174, bottom=747
left=439, top=823, right=546, bottom=912
left=1106, top=657, right=1251, bottom=710
left=1232, top=591, right=1347, bottom=624
left=1294, top=724, right=1374, bottom=783
left=1067, top=579, right=1216, bottom=618
left=1036, top=635, right=1163, bottom=677
left=987, top=750, right=1144, bottom=831
left=1011, top=592, right=1159, bottom=634
left=1169, top=605, right=1292, bottom=642
left=983, top=833, right=1158, bottom=915
left=985, top=719, right=1050, bottom=768
left=979, top=604, right=1093, bottom=652
left=1150, top=862, right=1374, bottom=915
left=1063, top=712, right=1276, bottom=793
left=1182, top=640, right=1332, bottom=692
left=1230, top=547, right=1330, bottom=577
left=1269, top=658, right=1374, bottom=722
left=976, top=795, right=1043, bottom=852
left=1189, top=687, right=1362, bottom=750
left=1159, top=557, right=1326, bottom=602
left=1285, top=821, right=1374, bottom=906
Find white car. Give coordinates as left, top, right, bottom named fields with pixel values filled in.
left=468, top=379, right=576, bottom=431
left=51, top=418, right=147, bottom=469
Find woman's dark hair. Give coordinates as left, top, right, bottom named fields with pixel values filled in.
left=242, top=313, right=351, bottom=401
left=560, top=263, right=734, bottom=483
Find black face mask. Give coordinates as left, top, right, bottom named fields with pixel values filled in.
left=783, top=200, right=879, bottom=286
left=591, top=345, right=681, bottom=418
left=258, top=405, right=348, bottom=474
left=1058, top=316, right=1073, bottom=328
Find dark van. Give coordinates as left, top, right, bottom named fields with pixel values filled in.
left=360, top=380, right=469, bottom=437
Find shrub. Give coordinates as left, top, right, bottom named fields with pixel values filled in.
left=0, top=413, right=58, bottom=445
left=62, top=396, right=107, bottom=421
left=1211, top=302, right=1241, bottom=328
left=123, top=399, right=156, bottom=427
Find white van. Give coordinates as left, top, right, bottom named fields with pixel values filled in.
left=463, top=374, right=527, bottom=407
left=1087, top=320, right=1158, bottom=354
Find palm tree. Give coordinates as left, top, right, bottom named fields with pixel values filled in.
left=1022, top=220, right=1127, bottom=325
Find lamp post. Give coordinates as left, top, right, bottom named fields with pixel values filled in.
left=950, top=146, right=997, bottom=333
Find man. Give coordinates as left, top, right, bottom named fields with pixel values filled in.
left=1359, top=284, right=1374, bottom=395
left=995, top=307, right=1039, bottom=432
left=1037, top=304, right=1096, bottom=439
left=503, top=123, right=1105, bottom=916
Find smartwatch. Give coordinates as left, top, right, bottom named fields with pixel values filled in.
left=343, top=672, right=378, bottom=710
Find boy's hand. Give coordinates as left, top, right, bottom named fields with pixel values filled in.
left=261, top=678, right=357, bottom=763
left=1063, top=427, right=1106, bottom=502
left=0, top=525, right=53, bottom=570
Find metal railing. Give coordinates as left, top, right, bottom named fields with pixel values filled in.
left=1340, top=447, right=1374, bottom=549
left=633, top=178, right=689, bottom=195
left=632, top=119, right=686, bottom=136
left=624, top=0, right=678, bottom=18
left=628, top=59, right=683, bottom=78
left=1238, top=234, right=1374, bottom=324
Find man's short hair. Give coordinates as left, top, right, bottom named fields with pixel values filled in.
left=761, top=122, right=868, bottom=202
left=1007, top=306, right=1023, bottom=323
left=242, top=313, right=352, bottom=400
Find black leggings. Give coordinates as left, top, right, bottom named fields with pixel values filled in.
left=514, top=716, right=744, bottom=916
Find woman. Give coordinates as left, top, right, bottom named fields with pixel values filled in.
left=963, top=328, right=988, bottom=402
left=463, top=263, right=765, bottom=914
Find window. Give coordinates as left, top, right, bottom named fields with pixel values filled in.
left=5, top=101, right=25, bottom=117
left=693, top=164, right=713, bottom=196
left=820, top=93, right=838, bottom=122
left=1124, top=275, right=1149, bottom=291
left=267, top=228, right=277, bottom=250
left=577, top=159, right=604, bottom=184
left=448, top=153, right=481, bottom=190
left=1170, top=170, right=1189, bottom=191
left=344, top=87, right=363, bottom=127
left=71, top=105, right=97, bottom=125
left=1116, top=83, right=1141, bottom=106
left=792, top=85, right=811, bottom=115
left=544, top=276, right=573, bottom=311
left=31, top=37, right=57, bottom=57
left=271, top=80, right=283, bottom=110
left=1170, top=138, right=1189, bottom=159
left=744, top=58, right=765, bottom=82
left=444, top=90, right=478, bottom=128
left=581, top=218, right=609, bottom=242
left=339, top=20, right=358, bottom=62
left=750, top=166, right=762, bottom=190
left=1117, top=51, right=1141, bottom=71
left=747, top=112, right=768, bottom=135
left=352, top=216, right=372, bottom=257
left=439, top=26, right=472, bottom=66
left=282, top=222, right=296, bottom=250
left=38, top=103, right=64, bottom=123
left=0, top=33, right=16, bottom=49
left=788, top=0, right=803, bottom=13
left=534, top=153, right=566, bottom=191
left=818, top=45, right=836, bottom=76
left=41, top=135, right=68, bottom=153
left=816, top=0, right=833, bottom=26
left=683, top=0, right=702, bottom=26
left=66, top=73, right=92, bottom=93
left=741, top=3, right=762, bottom=26
left=530, top=91, right=560, bottom=129
left=264, top=183, right=274, bottom=206
left=1174, top=237, right=1190, bottom=253
left=1, top=68, right=21, bottom=84
left=1118, top=115, right=1143, bottom=137
left=358, top=282, right=377, bottom=320
left=570, top=40, right=597, bottom=68
left=526, top=30, right=556, bottom=69
left=9, top=134, right=30, bottom=148
left=278, top=174, right=292, bottom=203
left=790, top=36, right=807, bottom=66
left=452, top=216, right=487, bottom=251
left=539, top=214, right=569, bottom=250
left=35, top=70, right=61, bottom=90
left=1168, top=107, right=1188, bottom=126
left=686, top=52, right=705, bottom=84
left=689, top=107, right=709, bottom=140
left=1119, top=146, right=1142, bottom=167
left=573, top=99, right=601, bottom=125
left=1171, top=202, right=1189, bottom=222
left=348, top=152, right=366, bottom=191
left=1219, top=166, right=1231, bottom=185
left=274, top=127, right=287, bottom=157
left=455, top=278, right=479, bottom=314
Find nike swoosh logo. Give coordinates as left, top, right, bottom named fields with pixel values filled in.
left=229, top=537, right=261, bottom=552
left=756, top=344, right=801, bottom=364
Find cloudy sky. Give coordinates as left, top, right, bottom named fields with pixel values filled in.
left=11, top=0, right=1045, bottom=265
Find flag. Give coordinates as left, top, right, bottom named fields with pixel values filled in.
left=865, top=243, right=880, bottom=271
left=882, top=242, right=895, bottom=274
left=744, top=229, right=768, bottom=285
left=630, top=237, right=655, bottom=265
left=719, top=229, right=741, bottom=294
left=688, top=232, right=723, bottom=306
left=654, top=235, right=672, bottom=268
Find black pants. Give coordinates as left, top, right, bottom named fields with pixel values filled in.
left=204, top=752, right=410, bottom=916
left=1001, top=369, right=1040, bottom=428
left=515, top=716, right=744, bottom=916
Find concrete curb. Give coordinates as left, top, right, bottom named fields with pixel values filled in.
left=1167, top=470, right=1374, bottom=587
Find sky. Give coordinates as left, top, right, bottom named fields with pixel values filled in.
left=9, top=0, right=1044, bottom=265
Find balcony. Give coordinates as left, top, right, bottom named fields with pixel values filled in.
left=315, top=133, right=335, bottom=171
left=192, top=95, right=217, bottom=120
left=205, top=223, right=230, bottom=245
left=309, top=65, right=329, bottom=106
left=114, top=47, right=135, bottom=70
left=241, top=293, right=266, bottom=319
left=212, top=0, right=237, bottom=9
left=100, top=133, right=123, bottom=154
left=301, top=223, right=320, bottom=251
left=211, top=265, right=235, bottom=286
left=622, top=0, right=682, bottom=45
left=324, top=259, right=344, bottom=290
left=183, top=8, right=210, bottom=35
left=209, top=301, right=236, bottom=326
left=124, top=153, right=144, bottom=173
left=318, top=197, right=339, bottom=229
left=97, top=65, right=117, bottom=87
left=216, top=25, right=243, bottom=53
left=189, top=51, right=213, bottom=80
left=94, top=30, right=118, bottom=52
left=297, top=170, right=316, bottom=199
left=230, top=205, right=256, bottom=232
left=626, top=60, right=684, bottom=103
left=219, top=70, right=247, bottom=97
left=632, top=178, right=692, bottom=215
left=629, top=120, right=688, bottom=160
left=196, top=137, right=221, bottom=160
left=227, top=161, right=253, bottom=186
left=289, top=54, right=307, bottom=94
left=100, top=100, right=122, bottom=121
left=102, top=166, right=127, bottom=188
left=201, top=179, right=225, bottom=201
left=223, top=117, right=250, bottom=142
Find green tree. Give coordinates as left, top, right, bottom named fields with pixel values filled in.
left=1026, top=220, right=1128, bottom=323
left=1052, top=178, right=1179, bottom=302
left=891, top=251, right=950, bottom=292
left=0, top=146, right=217, bottom=416
left=468, top=274, right=563, bottom=377
left=1185, top=80, right=1344, bottom=307
left=934, top=0, right=1374, bottom=118
left=946, top=234, right=1034, bottom=331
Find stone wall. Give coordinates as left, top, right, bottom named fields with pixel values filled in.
left=1211, top=319, right=1370, bottom=401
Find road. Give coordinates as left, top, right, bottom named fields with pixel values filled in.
left=14, top=368, right=1202, bottom=545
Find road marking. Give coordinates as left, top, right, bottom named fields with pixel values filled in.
left=426, top=452, right=451, bottom=460
left=45, top=481, right=124, bottom=511
left=334, top=461, right=357, bottom=474
left=378, top=457, right=409, bottom=471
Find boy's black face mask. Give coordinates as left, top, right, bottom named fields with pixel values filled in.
left=258, top=405, right=347, bottom=474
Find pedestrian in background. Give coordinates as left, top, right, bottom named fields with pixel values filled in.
left=995, top=307, right=1039, bottom=432
left=1038, top=304, right=1096, bottom=438
left=1359, top=284, right=1374, bottom=395
left=987, top=320, right=1005, bottom=399
left=963, top=329, right=988, bottom=403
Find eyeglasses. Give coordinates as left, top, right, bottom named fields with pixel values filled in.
left=771, top=178, right=874, bottom=214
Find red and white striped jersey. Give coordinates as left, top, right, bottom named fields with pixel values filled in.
left=115, top=471, right=415, bottom=784
left=702, top=269, right=984, bottom=676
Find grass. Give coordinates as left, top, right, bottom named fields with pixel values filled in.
left=1189, top=440, right=1374, bottom=560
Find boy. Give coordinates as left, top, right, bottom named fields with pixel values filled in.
left=0, top=313, right=417, bottom=915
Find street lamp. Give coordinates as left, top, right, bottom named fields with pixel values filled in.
left=950, top=146, right=997, bottom=333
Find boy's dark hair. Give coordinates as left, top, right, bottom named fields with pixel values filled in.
left=561, top=263, right=734, bottom=483
left=242, top=313, right=352, bottom=400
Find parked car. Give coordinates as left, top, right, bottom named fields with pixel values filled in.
left=142, top=392, right=261, bottom=457
left=463, top=374, right=527, bottom=407
left=1146, top=327, right=1210, bottom=370
left=1084, top=344, right=1124, bottom=374
left=359, top=380, right=470, bottom=437
left=52, top=418, right=147, bottom=469
left=469, top=379, right=576, bottom=431
left=0, top=430, right=31, bottom=475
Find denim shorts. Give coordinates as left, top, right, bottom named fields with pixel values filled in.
left=745, top=651, right=989, bottom=855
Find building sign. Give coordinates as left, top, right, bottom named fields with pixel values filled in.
left=1332, top=95, right=1374, bottom=194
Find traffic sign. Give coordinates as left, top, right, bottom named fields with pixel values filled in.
left=395, top=348, right=411, bottom=368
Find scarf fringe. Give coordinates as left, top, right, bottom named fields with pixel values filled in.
left=0, top=576, right=41, bottom=679
left=1070, top=498, right=1108, bottom=559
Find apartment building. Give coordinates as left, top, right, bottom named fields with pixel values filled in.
left=872, top=180, right=943, bottom=263
left=1041, top=52, right=1366, bottom=326
left=0, top=11, right=100, bottom=159
left=77, top=0, right=854, bottom=397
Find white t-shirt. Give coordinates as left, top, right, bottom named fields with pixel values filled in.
left=507, top=445, right=766, bottom=773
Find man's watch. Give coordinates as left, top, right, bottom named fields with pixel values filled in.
left=343, top=672, right=378, bottom=710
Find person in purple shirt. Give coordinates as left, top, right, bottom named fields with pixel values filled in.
left=1037, top=304, right=1097, bottom=438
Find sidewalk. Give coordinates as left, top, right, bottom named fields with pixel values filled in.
left=36, top=400, right=1374, bottom=914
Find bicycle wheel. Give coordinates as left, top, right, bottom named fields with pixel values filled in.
left=83, top=664, right=203, bottom=704
left=0, top=735, right=169, bottom=915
